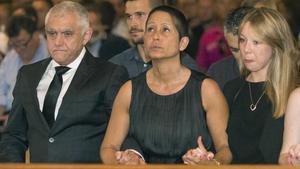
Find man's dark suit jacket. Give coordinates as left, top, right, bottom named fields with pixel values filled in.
left=0, top=50, right=128, bottom=163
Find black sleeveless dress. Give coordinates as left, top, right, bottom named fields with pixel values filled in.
left=128, top=70, right=213, bottom=163
left=224, top=78, right=284, bottom=164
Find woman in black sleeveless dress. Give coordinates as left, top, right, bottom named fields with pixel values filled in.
left=101, top=6, right=232, bottom=165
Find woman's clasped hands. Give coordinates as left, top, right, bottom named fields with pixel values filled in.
left=182, top=136, right=217, bottom=165
left=287, top=144, right=300, bottom=165
left=115, top=149, right=146, bottom=165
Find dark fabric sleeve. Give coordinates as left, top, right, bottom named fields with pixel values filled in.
left=207, top=62, right=225, bottom=90
left=223, top=78, right=243, bottom=110
left=181, top=53, right=202, bottom=72
left=0, top=68, right=28, bottom=162
left=104, top=65, right=129, bottom=117
left=121, top=136, right=144, bottom=157
left=99, top=35, right=131, bottom=61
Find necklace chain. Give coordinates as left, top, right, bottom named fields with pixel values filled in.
left=248, top=83, right=265, bottom=111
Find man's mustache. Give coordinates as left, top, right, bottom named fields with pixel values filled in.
left=129, top=28, right=144, bottom=33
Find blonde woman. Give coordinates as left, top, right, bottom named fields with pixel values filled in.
left=223, top=8, right=298, bottom=164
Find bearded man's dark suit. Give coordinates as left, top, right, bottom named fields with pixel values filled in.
left=0, top=50, right=128, bottom=163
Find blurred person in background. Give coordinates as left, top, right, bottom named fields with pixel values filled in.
left=0, top=1, right=11, bottom=61
left=51, top=0, right=82, bottom=5
left=195, top=0, right=242, bottom=71
left=0, top=15, right=48, bottom=117
left=241, top=0, right=299, bottom=44
left=207, top=7, right=254, bottom=89
left=197, top=0, right=214, bottom=29
left=175, top=0, right=204, bottom=59
left=11, top=0, right=31, bottom=8
left=109, top=0, right=130, bottom=43
left=84, top=1, right=130, bottom=60
left=32, top=0, right=53, bottom=32
left=278, top=0, right=299, bottom=42
left=241, top=0, right=282, bottom=10
left=0, top=0, right=11, bottom=30
left=12, top=2, right=38, bottom=22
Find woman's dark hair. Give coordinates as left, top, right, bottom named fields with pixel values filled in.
left=147, top=5, right=189, bottom=39
left=84, top=1, right=116, bottom=33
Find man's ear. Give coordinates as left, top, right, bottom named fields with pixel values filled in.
left=179, top=36, right=189, bottom=51
left=83, top=27, right=93, bottom=45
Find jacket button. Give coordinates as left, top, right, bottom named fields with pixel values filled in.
left=49, top=137, right=55, bottom=143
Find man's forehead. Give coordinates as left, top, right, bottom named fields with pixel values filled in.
left=45, top=13, right=79, bottom=31
left=125, top=0, right=151, bottom=13
left=45, top=26, right=74, bottom=32
left=47, top=11, right=79, bottom=21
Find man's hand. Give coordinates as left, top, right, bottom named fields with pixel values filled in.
left=115, top=149, right=146, bottom=165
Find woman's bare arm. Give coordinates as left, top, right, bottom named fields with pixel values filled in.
left=202, top=78, right=232, bottom=164
left=279, top=88, right=300, bottom=165
left=100, top=81, right=132, bottom=164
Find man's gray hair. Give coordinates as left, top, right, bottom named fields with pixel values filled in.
left=45, top=1, right=89, bottom=33
left=224, top=6, right=254, bottom=35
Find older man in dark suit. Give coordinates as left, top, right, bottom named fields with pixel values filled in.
left=0, top=1, right=128, bottom=163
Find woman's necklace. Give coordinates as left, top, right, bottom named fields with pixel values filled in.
left=248, top=82, right=265, bottom=111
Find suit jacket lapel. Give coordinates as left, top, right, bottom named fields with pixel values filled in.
left=28, top=58, right=52, bottom=130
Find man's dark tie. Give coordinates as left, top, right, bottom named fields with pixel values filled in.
left=42, top=66, right=70, bottom=128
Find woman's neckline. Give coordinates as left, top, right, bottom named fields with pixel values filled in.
left=145, top=70, right=192, bottom=97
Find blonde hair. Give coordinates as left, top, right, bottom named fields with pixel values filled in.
left=239, top=8, right=299, bottom=118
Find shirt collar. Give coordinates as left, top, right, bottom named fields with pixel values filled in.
left=50, top=47, right=86, bottom=72
left=131, top=46, right=149, bottom=64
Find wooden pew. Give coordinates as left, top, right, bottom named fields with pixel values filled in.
left=0, top=164, right=298, bottom=169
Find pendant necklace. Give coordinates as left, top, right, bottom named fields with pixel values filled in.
left=248, top=82, right=265, bottom=111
